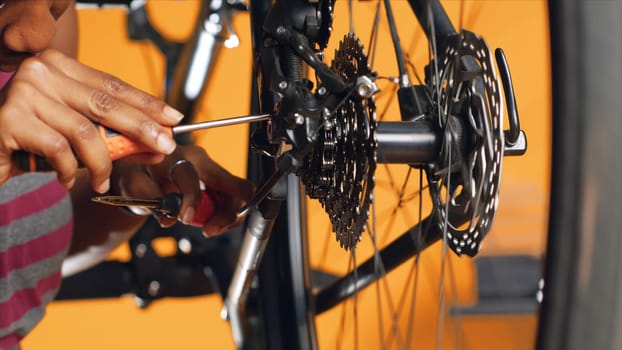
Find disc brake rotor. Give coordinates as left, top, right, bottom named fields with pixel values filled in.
left=428, top=30, right=504, bottom=257
left=300, top=33, right=377, bottom=251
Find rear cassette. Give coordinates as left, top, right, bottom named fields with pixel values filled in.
left=300, top=33, right=377, bottom=250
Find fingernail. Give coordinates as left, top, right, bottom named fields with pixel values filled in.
left=157, top=133, right=176, bottom=154
left=95, top=178, right=110, bottom=194
left=163, top=105, right=184, bottom=123
left=181, top=207, right=195, bottom=225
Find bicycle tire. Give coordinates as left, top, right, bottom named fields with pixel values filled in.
left=537, top=2, right=622, bottom=350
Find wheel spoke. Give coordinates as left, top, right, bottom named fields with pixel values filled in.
left=423, top=2, right=452, bottom=349
left=336, top=256, right=354, bottom=349
left=352, top=249, right=360, bottom=350
left=318, top=224, right=333, bottom=274
left=383, top=257, right=416, bottom=349
left=446, top=254, right=467, bottom=350
left=404, top=169, right=425, bottom=349
left=365, top=228, right=406, bottom=349
left=367, top=0, right=382, bottom=70
left=315, top=213, right=444, bottom=314
left=348, top=0, right=354, bottom=34
left=370, top=202, right=389, bottom=350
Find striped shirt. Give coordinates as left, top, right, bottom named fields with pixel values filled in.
left=0, top=174, right=73, bottom=349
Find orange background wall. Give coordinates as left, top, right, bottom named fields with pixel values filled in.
left=22, top=1, right=550, bottom=349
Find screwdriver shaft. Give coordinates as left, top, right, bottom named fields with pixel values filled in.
left=14, top=113, right=272, bottom=172
left=172, top=113, right=271, bottom=135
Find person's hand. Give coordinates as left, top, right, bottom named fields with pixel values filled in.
left=111, top=145, right=255, bottom=237
left=0, top=49, right=183, bottom=192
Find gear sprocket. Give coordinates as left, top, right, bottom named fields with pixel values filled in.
left=299, top=33, right=377, bottom=250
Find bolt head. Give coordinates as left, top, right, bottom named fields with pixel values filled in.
left=357, top=84, right=372, bottom=98
left=294, top=113, right=304, bottom=125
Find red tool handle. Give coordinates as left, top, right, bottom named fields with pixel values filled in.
left=12, top=123, right=173, bottom=172
left=160, top=190, right=221, bottom=227
left=191, top=191, right=218, bottom=226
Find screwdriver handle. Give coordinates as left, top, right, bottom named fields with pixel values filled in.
left=12, top=123, right=173, bottom=172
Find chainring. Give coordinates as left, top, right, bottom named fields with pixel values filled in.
left=427, top=30, right=504, bottom=257
left=299, top=33, right=377, bottom=250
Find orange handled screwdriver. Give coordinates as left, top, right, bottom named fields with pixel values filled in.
left=12, top=113, right=271, bottom=172
left=91, top=190, right=221, bottom=227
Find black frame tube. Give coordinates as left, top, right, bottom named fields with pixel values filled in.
left=315, top=216, right=439, bottom=314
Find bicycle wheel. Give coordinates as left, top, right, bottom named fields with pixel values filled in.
left=537, top=1, right=622, bottom=349
left=244, top=1, right=539, bottom=349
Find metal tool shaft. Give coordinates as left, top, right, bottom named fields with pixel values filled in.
left=172, top=113, right=271, bottom=135
left=91, top=196, right=161, bottom=208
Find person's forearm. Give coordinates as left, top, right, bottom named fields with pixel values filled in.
left=68, top=170, right=146, bottom=255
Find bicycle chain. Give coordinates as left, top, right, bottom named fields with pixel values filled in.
left=300, top=33, right=377, bottom=250
left=428, top=30, right=504, bottom=257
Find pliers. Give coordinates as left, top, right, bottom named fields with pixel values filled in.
left=91, top=190, right=216, bottom=227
